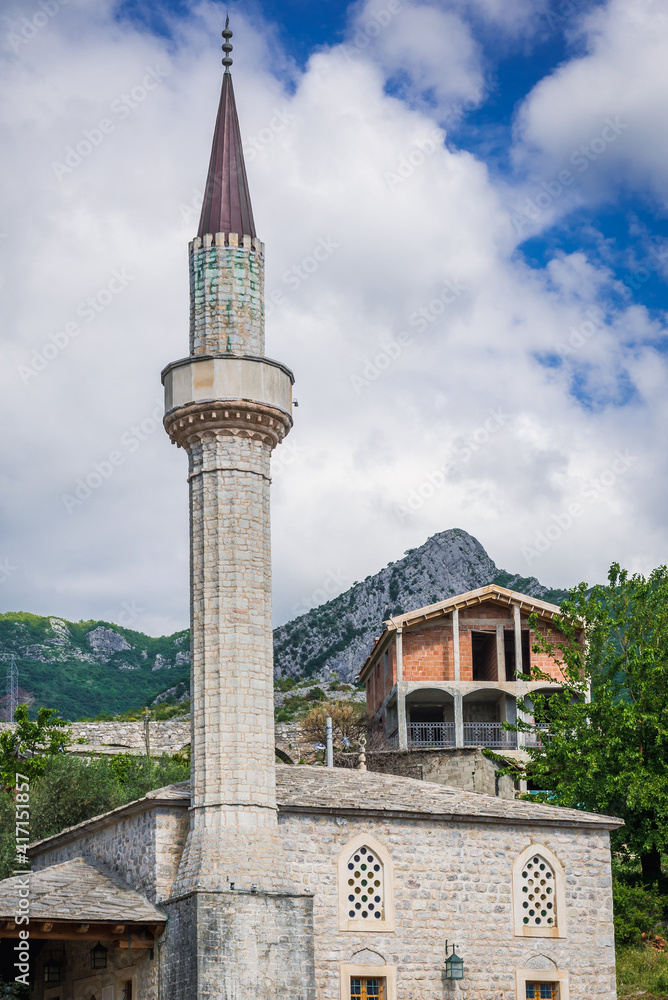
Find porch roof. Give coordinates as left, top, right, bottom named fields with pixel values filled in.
left=0, top=856, right=166, bottom=926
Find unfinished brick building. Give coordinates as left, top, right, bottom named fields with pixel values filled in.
left=359, top=584, right=578, bottom=756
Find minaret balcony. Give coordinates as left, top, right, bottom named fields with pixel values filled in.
left=162, top=353, right=293, bottom=418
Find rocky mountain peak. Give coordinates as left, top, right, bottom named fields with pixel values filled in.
left=272, top=527, right=564, bottom=684
left=86, top=626, right=132, bottom=660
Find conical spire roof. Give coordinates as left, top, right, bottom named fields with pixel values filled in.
left=198, top=21, right=256, bottom=239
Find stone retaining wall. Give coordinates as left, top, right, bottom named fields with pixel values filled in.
left=0, top=718, right=191, bottom=756
left=365, top=747, right=516, bottom=799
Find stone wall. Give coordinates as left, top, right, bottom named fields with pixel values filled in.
left=0, top=717, right=191, bottom=756
left=72, top=718, right=191, bottom=755
left=189, top=235, right=265, bottom=356
left=278, top=811, right=616, bottom=1000
left=160, top=890, right=315, bottom=1000
left=365, top=747, right=516, bottom=799
left=26, top=782, right=617, bottom=1000
left=31, top=802, right=189, bottom=904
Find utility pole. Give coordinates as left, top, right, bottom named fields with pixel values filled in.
left=5, top=657, right=18, bottom=723
left=325, top=717, right=333, bottom=768
left=144, top=706, right=151, bottom=758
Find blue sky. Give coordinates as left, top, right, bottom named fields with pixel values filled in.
left=112, top=0, right=668, bottom=326
left=1, top=0, right=667, bottom=634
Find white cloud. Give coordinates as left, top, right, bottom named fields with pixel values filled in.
left=513, top=0, right=668, bottom=209
left=0, top=0, right=666, bottom=640
left=348, top=0, right=484, bottom=114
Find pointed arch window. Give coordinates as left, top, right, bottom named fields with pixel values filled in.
left=512, top=845, right=567, bottom=938
left=337, top=835, right=395, bottom=932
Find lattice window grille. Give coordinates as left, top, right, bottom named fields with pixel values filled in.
left=521, top=854, right=556, bottom=927
left=346, top=845, right=384, bottom=921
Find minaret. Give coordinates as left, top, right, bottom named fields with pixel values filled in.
left=160, top=22, right=314, bottom=1000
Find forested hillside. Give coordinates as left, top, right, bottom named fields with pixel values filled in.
left=1, top=528, right=566, bottom=719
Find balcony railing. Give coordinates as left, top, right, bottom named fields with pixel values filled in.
left=523, top=723, right=551, bottom=747
left=408, top=722, right=456, bottom=748
left=389, top=721, right=526, bottom=749
left=463, top=722, right=517, bottom=749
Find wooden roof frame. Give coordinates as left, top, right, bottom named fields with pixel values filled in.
left=358, top=584, right=577, bottom=682
left=0, top=918, right=161, bottom=946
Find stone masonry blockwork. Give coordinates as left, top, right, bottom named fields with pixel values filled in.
left=277, top=812, right=616, bottom=1000
left=31, top=804, right=188, bottom=904
left=161, top=891, right=315, bottom=1000
left=189, top=237, right=265, bottom=356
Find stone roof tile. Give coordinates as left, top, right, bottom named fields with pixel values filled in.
left=26, top=765, right=622, bottom=862
left=275, top=765, right=622, bottom=829
left=0, top=857, right=166, bottom=922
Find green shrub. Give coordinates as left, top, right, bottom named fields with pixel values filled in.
left=306, top=686, right=326, bottom=701
left=612, top=877, right=664, bottom=944
left=0, top=752, right=190, bottom=881
left=275, top=677, right=298, bottom=692
left=0, top=982, right=29, bottom=999
left=617, top=943, right=668, bottom=998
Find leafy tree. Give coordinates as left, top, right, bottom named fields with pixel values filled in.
left=298, top=701, right=366, bottom=750
left=0, top=751, right=190, bottom=881
left=612, top=877, right=664, bottom=944
left=510, top=564, right=668, bottom=884
left=0, top=706, right=73, bottom=788
left=29, top=754, right=123, bottom=841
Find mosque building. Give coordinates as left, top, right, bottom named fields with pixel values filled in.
left=0, top=22, right=619, bottom=1000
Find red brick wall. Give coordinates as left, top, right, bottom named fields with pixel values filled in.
left=402, top=625, right=454, bottom=682
left=459, top=605, right=511, bottom=621
left=529, top=622, right=568, bottom=682
left=365, top=607, right=571, bottom=713
left=367, top=641, right=399, bottom=715
left=459, top=629, right=473, bottom=681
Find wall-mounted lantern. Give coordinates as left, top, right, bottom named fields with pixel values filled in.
left=43, top=959, right=61, bottom=983
left=444, top=941, right=464, bottom=980
left=90, top=942, right=108, bottom=969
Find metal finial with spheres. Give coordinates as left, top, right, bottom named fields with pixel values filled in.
left=222, top=15, right=233, bottom=71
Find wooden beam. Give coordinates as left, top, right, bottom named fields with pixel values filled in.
left=0, top=921, right=163, bottom=942
left=114, top=938, right=154, bottom=950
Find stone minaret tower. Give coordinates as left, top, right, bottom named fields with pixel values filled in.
left=160, top=21, right=314, bottom=1000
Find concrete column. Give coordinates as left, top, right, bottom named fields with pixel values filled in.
left=514, top=605, right=523, bottom=679
left=395, top=627, right=403, bottom=683
left=395, top=628, right=408, bottom=750
left=452, top=607, right=460, bottom=681
left=516, top=688, right=529, bottom=749
left=454, top=694, right=464, bottom=748
left=326, top=717, right=333, bottom=768
left=496, top=624, right=505, bottom=682
left=397, top=683, right=408, bottom=751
